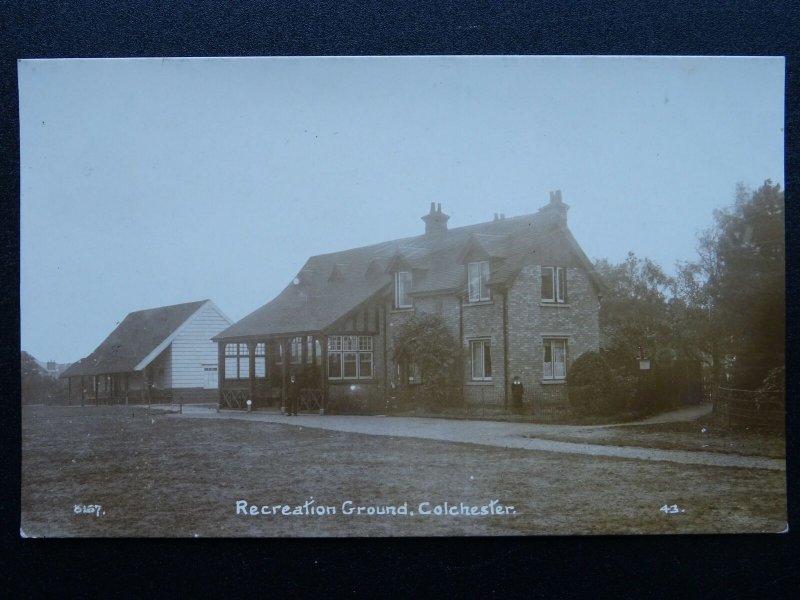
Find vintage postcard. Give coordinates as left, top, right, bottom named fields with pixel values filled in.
left=19, top=56, right=786, bottom=537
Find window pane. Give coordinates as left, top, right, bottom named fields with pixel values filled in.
left=239, top=343, right=249, bottom=356
left=553, top=340, right=566, bottom=378
left=255, top=343, right=265, bottom=356
left=255, top=356, right=266, bottom=378
left=343, top=335, right=358, bottom=351
left=557, top=267, right=566, bottom=302
left=358, top=336, right=373, bottom=351
left=542, top=267, right=554, bottom=301
left=328, top=336, right=342, bottom=352
left=480, top=261, right=490, bottom=299
left=483, top=341, right=492, bottom=377
left=471, top=341, right=482, bottom=378
left=468, top=263, right=480, bottom=302
left=328, top=353, right=341, bottom=378
left=396, top=271, right=412, bottom=307
left=359, top=353, right=373, bottom=378
left=225, top=357, right=238, bottom=378
left=225, top=344, right=236, bottom=356
left=343, top=352, right=358, bottom=378
left=239, top=359, right=250, bottom=379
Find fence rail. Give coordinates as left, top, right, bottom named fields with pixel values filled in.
left=715, top=386, right=784, bottom=431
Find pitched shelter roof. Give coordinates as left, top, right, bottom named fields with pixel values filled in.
left=61, top=300, right=210, bottom=378
left=216, top=195, right=605, bottom=342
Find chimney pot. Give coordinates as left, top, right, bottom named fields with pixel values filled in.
left=494, top=212, right=498, bottom=221
left=501, top=213, right=505, bottom=219
left=429, top=202, right=436, bottom=213
left=437, top=203, right=442, bottom=213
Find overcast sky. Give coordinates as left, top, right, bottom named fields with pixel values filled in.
left=19, top=56, right=784, bottom=363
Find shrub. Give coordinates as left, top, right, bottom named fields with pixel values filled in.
left=391, top=314, right=462, bottom=409
left=567, top=351, right=633, bottom=417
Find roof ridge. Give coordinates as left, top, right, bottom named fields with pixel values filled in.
left=305, top=211, right=541, bottom=262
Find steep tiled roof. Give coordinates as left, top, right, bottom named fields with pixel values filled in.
left=61, top=300, right=209, bottom=377
left=216, top=204, right=604, bottom=341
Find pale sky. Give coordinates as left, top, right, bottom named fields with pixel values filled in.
left=19, top=56, right=784, bottom=364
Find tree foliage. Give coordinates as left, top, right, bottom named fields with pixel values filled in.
left=674, top=180, right=784, bottom=386
left=391, top=314, right=461, bottom=405
left=21, top=351, right=64, bottom=404
left=594, top=252, right=675, bottom=372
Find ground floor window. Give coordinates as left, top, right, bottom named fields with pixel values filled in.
left=543, top=338, right=567, bottom=380
left=470, top=339, right=492, bottom=381
left=396, top=359, right=421, bottom=385
left=328, top=335, right=373, bottom=380
left=224, top=343, right=267, bottom=379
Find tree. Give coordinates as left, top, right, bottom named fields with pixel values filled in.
left=594, top=252, right=675, bottom=372
left=675, top=180, right=784, bottom=387
left=391, top=314, right=461, bottom=406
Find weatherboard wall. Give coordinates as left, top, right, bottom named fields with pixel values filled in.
left=169, top=303, right=233, bottom=389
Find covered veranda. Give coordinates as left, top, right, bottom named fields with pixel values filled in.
left=217, top=333, right=330, bottom=413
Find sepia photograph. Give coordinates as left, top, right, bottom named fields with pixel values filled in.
left=19, top=55, right=786, bottom=537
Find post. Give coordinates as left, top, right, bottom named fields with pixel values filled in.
left=320, top=334, right=328, bottom=415
left=93, top=375, right=99, bottom=406
left=247, top=341, right=256, bottom=408
left=218, top=342, right=226, bottom=407
left=80, top=375, right=85, bottom=406
left=281, top=338, right=289, bottom=414
left=68, top=377, right=72, bottom=406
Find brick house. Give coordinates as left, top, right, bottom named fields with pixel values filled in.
left=61, top=300, right=233, bottom=404
left=214, top=191, right=604, bottom=412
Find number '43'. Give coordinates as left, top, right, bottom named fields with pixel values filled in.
left=660, top=504, right=682, bottom=514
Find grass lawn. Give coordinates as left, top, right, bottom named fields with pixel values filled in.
left=21, top=405, right=787, bottom=537
left=524, top=416, right=786, bottom=459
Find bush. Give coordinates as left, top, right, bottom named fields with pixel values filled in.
left=391, top=314, right=462, bottom=409
left=567, top=351, right=634, bottom=417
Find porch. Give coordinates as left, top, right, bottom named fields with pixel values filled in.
left=218, top=334, right=331, bottom=412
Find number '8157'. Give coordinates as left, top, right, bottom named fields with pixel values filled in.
left=74, top=504, right=103, bottom=516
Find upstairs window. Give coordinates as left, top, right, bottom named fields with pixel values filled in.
left=468, top=261, right=490, bottom=302
left=542, top=267, right=567, bottom=303
left=394, top=271, right=412, bottom=309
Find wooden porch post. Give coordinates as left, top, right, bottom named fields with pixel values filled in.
left=247, top=341, right=256, bottom=406
left=311, top=336, right=317, bottom=366
left=68, top=377, right=72, bottom=406
left=80, top=376, right=85, bottom=407
left=320, top=334, right=328, bottom=415
left=93, top=375, right=99, bottom=406
left=281, top=338, right=289, bottom=413
left=301, top=335, right=309, bottom=366
left=218, top=342, right=226, bottom=407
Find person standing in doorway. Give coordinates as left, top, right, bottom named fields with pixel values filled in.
left=511, top=376, right=524, bottom=414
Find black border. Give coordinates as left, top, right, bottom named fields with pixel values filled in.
left=2, top=1, right=798, bottom=597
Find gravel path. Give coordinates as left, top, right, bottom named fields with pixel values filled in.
left=172, top=406, right=784, bottom=471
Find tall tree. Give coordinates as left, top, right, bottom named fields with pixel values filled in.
left=595, top=252, right=675, bottom=371
left=675, top=180, right=784, bottom=387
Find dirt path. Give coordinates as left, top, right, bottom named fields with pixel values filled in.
left=172, top=407, right=784, bottom=471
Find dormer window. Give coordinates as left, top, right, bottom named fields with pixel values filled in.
left=394, top=271, right=412, bottom=309
left=468, top=261, right=490, bottom=302
left=542, top=267, right=567, bottom=303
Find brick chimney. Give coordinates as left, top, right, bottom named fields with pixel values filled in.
left=537, top=189, right=569, bottom=227
left=422, top=202, right=450, bottom=235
